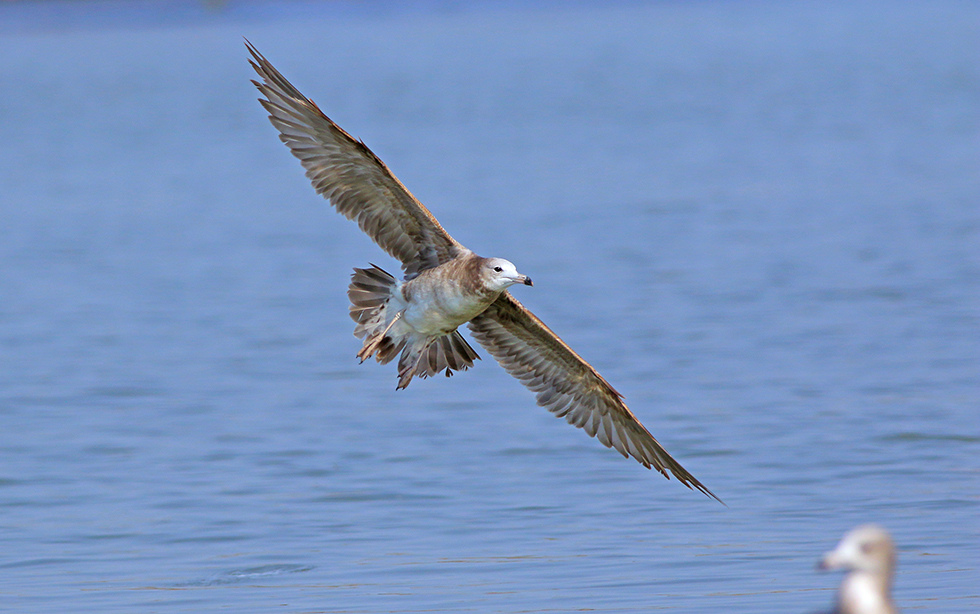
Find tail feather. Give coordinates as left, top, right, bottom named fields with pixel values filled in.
left=359, top=265, right=396, bottom=283
left=348, top=264, right=398, bottom=348
left=426, top=338, right=449, bottom=375
left=395, top=331, right=480, bottom=389
left=376, top=334, right=407, bottom=365
left=347, top=264, right=398, bottom=362
left=396, top=341, right=426, bottom=390
left=439, top=336, right=458, bottom=371
left=419, top=331, right=480, bottom=380
left=348, top=289, right=388, bottom=308
left=448, top=333, right=476, bottom=370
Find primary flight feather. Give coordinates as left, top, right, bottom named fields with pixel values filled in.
left=247, top=40, right=719, bottom=502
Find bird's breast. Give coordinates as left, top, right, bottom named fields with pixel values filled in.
left=840, top=574, right=895, bottom=614
left=400, top=273, right=496, bottom=335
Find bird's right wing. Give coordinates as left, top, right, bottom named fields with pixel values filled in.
left=247, top=41, right=463, bottom=278
left=468, top=292, right=720, bottom=502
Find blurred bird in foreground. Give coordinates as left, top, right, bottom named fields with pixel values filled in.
left=818, top=524, right=898, bottom=614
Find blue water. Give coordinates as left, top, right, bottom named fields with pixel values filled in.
left=1, top=2, right=977, bottom=612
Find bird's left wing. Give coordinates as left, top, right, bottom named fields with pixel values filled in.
left=247, top=41, right=463, bottom=278
left=468, top=293, right=720, bottom=502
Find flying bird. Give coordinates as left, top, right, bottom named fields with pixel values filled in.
left=246, top=41, right=718, bottom=501
left=818, top=525, right=899, bottom=614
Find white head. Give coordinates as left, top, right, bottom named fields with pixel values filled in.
left=820, top=524, right=896, bottom=577
left=482, top=258, right=532, bottom=293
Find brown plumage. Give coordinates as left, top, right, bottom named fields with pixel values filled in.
left=247, top=40, right=720, bottom=502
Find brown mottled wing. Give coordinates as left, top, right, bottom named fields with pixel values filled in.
left=247, top=41, right=462, bottom=278
left=468, top=293, right=720, bottom=502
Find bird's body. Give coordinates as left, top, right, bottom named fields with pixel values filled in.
left=819, top=525, right=898, bottom=614
left=836, top=574, right=895, bottom=614
left=400, top=253, right=525, bottom=337
left=349, top=253, right=529, bottom=389
left=247, top=40, right=718, bottom=501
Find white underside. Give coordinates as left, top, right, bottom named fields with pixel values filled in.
left=398, top=281, right=490, bottom=336
left=839, top=574, right=895, bottom=614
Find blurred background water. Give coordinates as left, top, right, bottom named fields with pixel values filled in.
left=0, top=1, right=977, bottom=612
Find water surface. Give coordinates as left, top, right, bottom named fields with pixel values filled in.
left=0, top=2, right=977, bottom=612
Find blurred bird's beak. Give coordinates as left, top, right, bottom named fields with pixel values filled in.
left=818, top=550, right=842, bottom=571
left=522, top=276, right=533, bottom=286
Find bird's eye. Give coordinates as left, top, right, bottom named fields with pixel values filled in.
left=493, top=266, right=503, bottom=272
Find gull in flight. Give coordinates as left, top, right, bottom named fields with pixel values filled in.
left=247, top=41, right=718, bottom=501
left=819, top=525, right=899, bottom=614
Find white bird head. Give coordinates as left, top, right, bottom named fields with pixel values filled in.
left=482, top=258, right=532, bottom=292
left=820, top=524, right=896, bottom=576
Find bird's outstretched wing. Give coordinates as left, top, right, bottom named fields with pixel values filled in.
left=247, top=40, right=463, bottom=278
left=468, top=293, right=720, bottom=502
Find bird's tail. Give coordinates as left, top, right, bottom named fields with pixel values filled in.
left=348, top=264, right=480, bottom=389
left=349, top=265, right=406, bottom=364
left=395, top=330, right=480, bottom=389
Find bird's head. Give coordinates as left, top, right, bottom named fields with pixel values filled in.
left=819, top=524, right=896, bottom=576
left=482, top=258, right=532, bottom=292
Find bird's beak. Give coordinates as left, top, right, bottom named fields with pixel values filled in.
left=506, top=273, right=532, bottom=287
left=818, top=551, right=841, bottom=571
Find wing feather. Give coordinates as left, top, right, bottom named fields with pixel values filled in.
left=247, top=40, right=462, bottom=277
left=468, top=293, right=720, bottom=502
